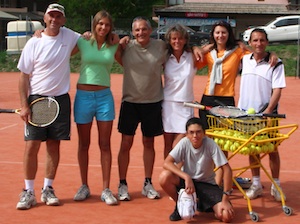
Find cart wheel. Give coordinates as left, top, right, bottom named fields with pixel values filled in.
left=283, top=206, right=293, bottom=216
left=250, top=212, right=259, bottom=222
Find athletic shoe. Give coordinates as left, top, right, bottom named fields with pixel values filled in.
left=233, top=177, right=252, bottom=189
left=74, top=184, right=90, bottom=201
left=101, top=188, right=118, bottom=205
left=245, top=184, right=263, bottom=199
left=41, top=186, right=60, bottom=206
left=118, top=183, right=131, bottom=201
left=142, top=182, right=160, bottom=199
left=271, top=185, right=286, bottom=202
left=16, top=189, right=37, bottom=210
left=177, top=189, right=197, bottom=220
left=169, top=205, right=182, bottom=221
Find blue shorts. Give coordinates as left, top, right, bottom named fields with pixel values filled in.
left=74, top=88, right=115, bottom=124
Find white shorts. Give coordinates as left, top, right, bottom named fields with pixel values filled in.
left=162, top=101, right=194, bottom=133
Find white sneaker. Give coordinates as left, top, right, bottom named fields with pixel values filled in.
left=245, top=184, right=263, bottom=200
left=142, top=182, right=160, bottom=199
left=177, top=189, right=197, bottom=220
left=118, top=183, right=131, bottom=201
left=101, top=188, right=118, bottom=205
left=74, top=184, right=90, bottom=201
left=41, top=186, right=60, bottom=206
left=271, top=185, right=286, bottom=202
left=16, top=189, right=37, bottom=210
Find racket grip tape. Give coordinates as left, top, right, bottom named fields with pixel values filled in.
left=183, top=102, right=207, bottom=110
left=263, top=113, right=286, bottom=118
left=0, top=109, right=17, bottom=113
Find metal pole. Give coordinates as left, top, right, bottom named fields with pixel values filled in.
left=297, top=17, right=300, bottom=78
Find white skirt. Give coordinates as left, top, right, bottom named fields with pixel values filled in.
left=162, top=101, right=194, bottom=133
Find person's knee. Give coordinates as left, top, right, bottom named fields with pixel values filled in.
left=142, top=136, right=154, bottom=148
left=215, top=210, right=233, bottom=223
left=159, top=170, right=172, bottom=186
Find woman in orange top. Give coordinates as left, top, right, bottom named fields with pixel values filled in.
left=196, top=21, right=249, bottom=130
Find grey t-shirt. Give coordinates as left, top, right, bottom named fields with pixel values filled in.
left=170, top=136, right=228, bottom=184
left=121, top=39, right=167, bottom=103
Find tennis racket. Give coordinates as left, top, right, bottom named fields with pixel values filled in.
left=183, top=102, right=286, bottom=118
left=183, top=102, right=213, bottom=110
left=0, top=97, right=60, bottom=127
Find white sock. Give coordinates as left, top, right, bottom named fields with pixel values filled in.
left=272, top=178, right=280, bottom=187
left=252, top=176, right=262, bottom=187
left=43, top=178, right=53, bottom=189
left=25, top=179, right=34, bottom=191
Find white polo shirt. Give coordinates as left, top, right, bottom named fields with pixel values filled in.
left=163, top=51, right=196, bottom=102
left=238, top=53, right=286, bottom=112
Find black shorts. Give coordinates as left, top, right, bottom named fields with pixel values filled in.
left=177, top=178, right=223, bottom=213
left=117, top=101, right=163, bottom=137
left=24, top=94, right=71, bottom=141
left=199, top=95, right=235, bottom=130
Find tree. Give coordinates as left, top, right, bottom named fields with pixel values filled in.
left=58, top=0, right=164, bottom=32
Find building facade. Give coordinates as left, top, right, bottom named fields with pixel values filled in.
left=155, top=0, right=300, bottom=39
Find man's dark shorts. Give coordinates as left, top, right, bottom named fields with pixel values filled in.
left=24, top=94, right=71, bottom=141
left=118, top=101, right=163, bottom=137
left=177, top=178, right=223, bottom=213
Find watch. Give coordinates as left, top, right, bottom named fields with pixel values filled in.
left=223, top=189, right=233, bottom=196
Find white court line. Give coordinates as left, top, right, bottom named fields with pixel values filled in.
left=0, top=123, right=18, bottom=131
left=0, top=161, right=299, bottom=173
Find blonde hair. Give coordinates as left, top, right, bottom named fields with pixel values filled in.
left=91, top=10, right=114, bottom=46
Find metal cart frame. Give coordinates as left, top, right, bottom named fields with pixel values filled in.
left=205, top=115, right=298, bottom=222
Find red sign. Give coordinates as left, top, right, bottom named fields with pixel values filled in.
left=185, top=12, right=208, bottom=18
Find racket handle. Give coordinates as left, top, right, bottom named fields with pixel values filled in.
left=183, top=102, right=207, bottom=110
left=263, top=113, right=286, bottom=118
left=0, top=109, right=17, bottom=113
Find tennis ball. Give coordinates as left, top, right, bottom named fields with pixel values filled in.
left=247, top=108, right=256, bottom=114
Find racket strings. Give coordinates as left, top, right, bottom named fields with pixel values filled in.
left=210, top=107, right=247, bottom=118
left=31, top=99, right=58, bottom=125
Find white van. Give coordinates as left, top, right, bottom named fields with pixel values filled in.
left=243, top=15, right=300, bottom=42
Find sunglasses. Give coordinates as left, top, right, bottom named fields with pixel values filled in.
left=48, top=4, right=65, bottom=12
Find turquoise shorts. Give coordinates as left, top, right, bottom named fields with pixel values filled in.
left=74, top=88, right=115, bottom=124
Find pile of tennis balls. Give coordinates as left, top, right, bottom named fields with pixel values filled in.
left=212, top=129, right=275, bottom=155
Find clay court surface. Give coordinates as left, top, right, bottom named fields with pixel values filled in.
left=0, top=72, right=299, bottom=224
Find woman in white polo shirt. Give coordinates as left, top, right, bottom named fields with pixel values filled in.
left=162, top=24, right=198, bottom=158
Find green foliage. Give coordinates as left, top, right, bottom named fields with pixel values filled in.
left=0, top=52, right=20, bottom=72
left=58, top=0, right=165, bottom=33
left=267, top=44, right=299, bottom=77
left=1, top=43, right=299, bottom=76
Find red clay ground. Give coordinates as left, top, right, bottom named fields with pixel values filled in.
left=0, top=72, right=299, bottom=224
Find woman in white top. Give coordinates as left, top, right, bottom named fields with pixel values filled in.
left=162, top=24, right=198, bottom=158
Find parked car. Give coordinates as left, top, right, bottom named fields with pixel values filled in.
left=114, top=29, right=131, bottom=39
left=242, top=15, right=300, bottom=42
left=150, top=25, right=210, bottom=46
